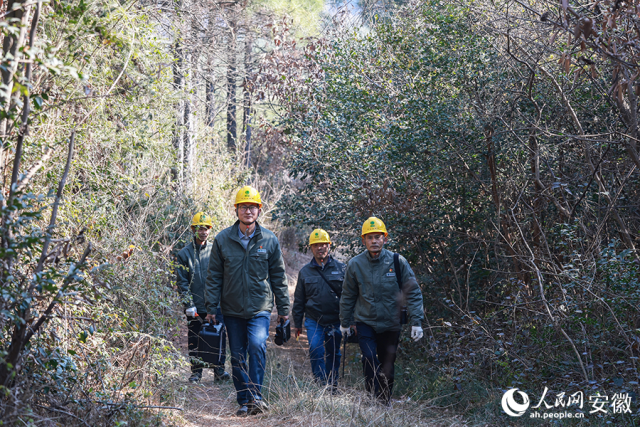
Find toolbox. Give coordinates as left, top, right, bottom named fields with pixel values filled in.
left=198, top=322, right=226, bottom=365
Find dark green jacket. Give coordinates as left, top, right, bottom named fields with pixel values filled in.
left=204, top=221, right=290, bottom=318
left=292, top=256, right=346, bottom=328
left=176, top=239, right=211, bottom=314
left=340, top=248, right=424, bottom=333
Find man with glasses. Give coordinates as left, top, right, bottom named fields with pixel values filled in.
left=176, top=212, right=230, bottom=383
left=293, top=229, right=345, bottom=392
left=205, top=186, right=290, bottom=416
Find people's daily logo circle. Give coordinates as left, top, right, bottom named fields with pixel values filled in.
left=502, top=388, right=530, bottom=417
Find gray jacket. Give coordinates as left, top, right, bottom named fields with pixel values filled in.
left=176, top=239, right=211, bottom=314
left=205, top=221, right=290, bottom=318
left=340, top=248, right=424, bottom=333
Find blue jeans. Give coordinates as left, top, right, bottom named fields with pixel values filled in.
left=304, top=318, right=341, bottom=386
left=224, top=311, right=271, bottom=405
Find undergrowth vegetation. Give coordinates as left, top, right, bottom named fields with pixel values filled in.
left=0, top=0, right=244, bottom=424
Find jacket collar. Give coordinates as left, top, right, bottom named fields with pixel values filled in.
left=193, top=237, right=207, bottom=250
left=230, top=220, right=263, bottom=243
left=365, top=248, right=390, bottom=263
left=310, top=255, right=333, bottom=270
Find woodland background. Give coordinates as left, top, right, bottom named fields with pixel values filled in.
left=0, top=0, right=639, bottom=425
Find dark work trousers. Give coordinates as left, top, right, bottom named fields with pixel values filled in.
left=187, top=308, right=226, bottom=375
left=356, top=322, right=401, bottom=404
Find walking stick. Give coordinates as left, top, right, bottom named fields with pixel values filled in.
left=342, top=333, right=347, bottom=380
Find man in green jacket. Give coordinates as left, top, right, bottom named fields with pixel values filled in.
left=339, top=217, right=424, bottom=405
left=205, top=186, right=290, bottom=416
left=176, top=212, right=230, bottom=383
left=293, top=229, right=345, bottom=390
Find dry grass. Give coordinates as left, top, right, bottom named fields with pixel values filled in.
left=168, top=326, right=477, bottom=427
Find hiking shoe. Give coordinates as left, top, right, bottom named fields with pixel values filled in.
left=248, top=400, right=269, bottom=415
left=236, top=405, right=250, bottom=416
left=214, top=371, right=231, bottom=381
left=188, top=372, right=202, bottom=383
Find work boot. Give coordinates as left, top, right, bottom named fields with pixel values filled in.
left=214, top=368, right=231, bottom=381
left=247, top=399, right=269, bottom=415
left=236, top=405, right=250, bottom=416
left=188, top=371, right=202, bottom=383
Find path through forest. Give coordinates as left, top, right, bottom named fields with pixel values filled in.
left=170, top=250, right=473, bottom=427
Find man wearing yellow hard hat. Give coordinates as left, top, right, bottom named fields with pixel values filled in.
left=204, top=186, right=290, bottom=416
left=292, top=229, right=346, bottom=392
left=339, top=217, right=424, bottom=405
left=176, top=212, right=230, bottom=383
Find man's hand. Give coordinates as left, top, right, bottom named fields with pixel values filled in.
left=278, top=314, right=289, bottom=324
left=411, top=326, right=423, bottom=341
left=295, top=328, right=302, bottom=339
left=205, top=313, right=217, bottom=324
left=340, top=325, right=352, bottom=336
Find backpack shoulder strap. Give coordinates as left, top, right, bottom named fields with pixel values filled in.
left=394, top=253, right=402, bottom=291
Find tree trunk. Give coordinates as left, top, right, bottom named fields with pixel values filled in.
left=226, top=18, right=237, bottom=153
left=0, top=0, right=33, bottom=183
left=243, top=31, right=252, bottom=167
left=172, top=39, right=185, bottom=186
left=206, top=69, right=215, bottom=129
left=183, top=51, right=194, bottom=193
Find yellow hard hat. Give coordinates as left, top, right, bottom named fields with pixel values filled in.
left=191, top=212, right=213, bottom=228
left=309, top=229, right=331, bottom=245
left=361, top=217, right=388, bottom=237
left=234, top=185, right=262, bottom=207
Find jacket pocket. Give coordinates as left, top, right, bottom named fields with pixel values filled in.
left=304, top=276, right=320, bottom=297
left=382, top=276, right=400, bottom=297
left=249, top=254, right=269, bottom=281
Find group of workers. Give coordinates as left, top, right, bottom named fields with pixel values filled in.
left=176, top=185, right=425, bottom=417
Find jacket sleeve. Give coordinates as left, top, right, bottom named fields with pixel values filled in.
left=339, top=261, right=358, bottom=328
left=204, top=238, right=224, bottom=314
left=292, top=269, right=306, bottom=329
left=268, top=240, right=290, bottom=316
left=400, top=256, right=424, bottom=326
left=176, top=251, right=193, bottom=308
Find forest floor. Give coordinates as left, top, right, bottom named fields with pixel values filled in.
left=166, top=249, right=477, bottom=427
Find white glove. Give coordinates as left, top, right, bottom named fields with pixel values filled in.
left=185, top=306, right=197, bottom=317
left=340, top=326, right=352, bottom=336
left=411, top=326, right=423, bottom=342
